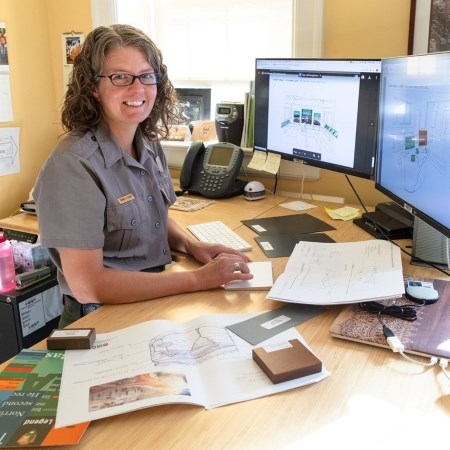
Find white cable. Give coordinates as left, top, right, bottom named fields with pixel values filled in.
left=386, top=335, right=404, bottom=353
left=439, top=358, right=450, bottom=380
left=398, top=351, right=438, bottom=367
left=386, top=329, right=438, bottom=367
left=299, top=161, right=305, bottom=198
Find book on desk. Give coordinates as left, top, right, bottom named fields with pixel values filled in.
left=330, top=277, right=450, bottom=359
left=0, top=349, right=89, bottom=447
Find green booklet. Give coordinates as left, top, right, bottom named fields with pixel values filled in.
left=0, top=349, right=89, bottom=447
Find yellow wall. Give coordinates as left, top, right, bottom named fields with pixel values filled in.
left=0, top=0, right=91, bottom=218
left=324, top=0, right=411, bottom=58
left=0, top=0, right=412, bottom=219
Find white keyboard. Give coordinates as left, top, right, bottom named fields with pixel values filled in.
left=187, top=221, right=252, bottom=252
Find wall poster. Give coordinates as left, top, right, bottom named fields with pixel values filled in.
left=62, top=31, right=84, bottom=94
left=0, top=22, right=13, bottom=122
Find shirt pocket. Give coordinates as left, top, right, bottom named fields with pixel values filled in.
left=105, top=195, right=150, bottom=256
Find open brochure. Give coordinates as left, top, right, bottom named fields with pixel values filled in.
left=55, top=313, right=329, bottom=428
left=267, top=240, right=405, bottom=305
left=0, top=349, right=89, bottom=448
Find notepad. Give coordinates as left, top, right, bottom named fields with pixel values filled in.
left=223, top=261, right=273, bottom=290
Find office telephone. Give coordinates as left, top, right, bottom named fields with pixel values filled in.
left=179, top=141, right=246, bottom=199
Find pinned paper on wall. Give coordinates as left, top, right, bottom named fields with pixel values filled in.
left=0, top=22, right=13, bottom=122
left=62, top=31, right=84, bottom=94
left=0, top=127, right=20, bottom=176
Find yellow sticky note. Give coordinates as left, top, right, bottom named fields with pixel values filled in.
left=325, top=206, right=360, bottom=221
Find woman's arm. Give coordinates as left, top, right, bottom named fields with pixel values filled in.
left=59, top=243, right=252, bottom=305
left=166, top=217, right=251, bottom=264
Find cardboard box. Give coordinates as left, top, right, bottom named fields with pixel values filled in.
left=252, top=339, right=322, bottom=384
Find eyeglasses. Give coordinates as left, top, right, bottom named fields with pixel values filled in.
left=97, top=72, right=161, bottom=86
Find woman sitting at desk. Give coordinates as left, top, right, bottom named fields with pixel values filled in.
left=33, top=24, right=252, bottom=327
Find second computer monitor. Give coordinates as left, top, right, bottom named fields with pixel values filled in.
left=254, top=58, right=381, bottom=179
left=375, top=51, right=450, bottom=240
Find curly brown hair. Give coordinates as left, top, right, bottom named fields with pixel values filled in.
left=61, top=24, right=178, bottom=140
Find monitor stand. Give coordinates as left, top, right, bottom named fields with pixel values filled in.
left=411, top=217, right=450, bottom=269
left=353, top=201, right=413, bottom=240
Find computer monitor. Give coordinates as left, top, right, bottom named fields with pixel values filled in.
left=254, top=58, right=382, bottom=179
left=375, top=52, right=450, bottom=267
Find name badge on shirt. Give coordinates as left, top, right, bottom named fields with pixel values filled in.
left=117, top=193, right=136, bottom=205
left=155, top=156, right=164, bottom=174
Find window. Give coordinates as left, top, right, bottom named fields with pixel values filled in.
left=91, top=0, right=323, bottom=118
left=118, top=0, right=292, bottom=81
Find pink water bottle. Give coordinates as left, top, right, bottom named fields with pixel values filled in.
left=0, top=235, right=16, bottom=293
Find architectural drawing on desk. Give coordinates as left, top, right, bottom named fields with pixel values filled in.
left=149, top=325, right=238, bottom=366
left=87, top=325, right=237, bottom=412
left=306, top=244, right=377, bottom=297
left=0, top=128, right=20, bottom=175
left=389, top=97, right=447, bottom=194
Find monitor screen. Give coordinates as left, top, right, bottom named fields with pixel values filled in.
left=375, top=52, right=450, bottom=239
left=254, top=58, right=381, bottom=179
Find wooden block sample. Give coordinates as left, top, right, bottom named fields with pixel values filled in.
left=252, top=339, right=322, bottom=384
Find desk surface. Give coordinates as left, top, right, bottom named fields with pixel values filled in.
left=1, top=195, right=449, bottom=449
left=0, top=212, right=39, bottom=234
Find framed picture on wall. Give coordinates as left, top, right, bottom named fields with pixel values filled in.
left=62, top=32, right=84, bottom=94
left=409, top=0, right=450, bottom=54
left=0, top=24, right=8, bottom=66
left=175, top=88, right=211, bottom=124
left=428, top=0, right=450, bottom=52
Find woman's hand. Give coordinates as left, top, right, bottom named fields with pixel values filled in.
left=194, top=252, right=253, bottom=289
left=186, top=239, right=252, bottom=265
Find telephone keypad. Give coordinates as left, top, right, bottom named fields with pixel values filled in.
left=200, top=172, right=227, bottom=193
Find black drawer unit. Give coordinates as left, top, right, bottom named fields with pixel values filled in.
left=0, top=274, right=62, bottom=364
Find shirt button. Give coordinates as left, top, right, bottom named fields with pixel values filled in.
left=147, top=195, right=153, bottom=202
left=140, top=169, right=146, bottom=176
left=91, top=136, right=97, bottom=141
left=155, top=222, right=160, bottom=229
left=163, top=249, right=168, bottom=255
left=131, top=219, right=137, bottom=226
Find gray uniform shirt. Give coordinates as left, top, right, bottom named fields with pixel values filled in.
left=33, top=121, right=177, bottom=296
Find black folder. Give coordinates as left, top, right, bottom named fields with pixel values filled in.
left=242, top=213, right=335, bottom=236
left=255, top=232, right=335, bottom=258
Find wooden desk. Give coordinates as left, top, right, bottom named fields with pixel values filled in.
left=0, top=212, right=39, bottom=234
left=1, top=195, right=449, bottom=449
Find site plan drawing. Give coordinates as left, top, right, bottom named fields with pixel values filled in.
left=267, top=73, right=360, bottom=166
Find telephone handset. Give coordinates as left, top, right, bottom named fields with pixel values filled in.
left=179, top=141, right=246, bottom=199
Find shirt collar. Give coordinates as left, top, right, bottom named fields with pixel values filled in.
left=93, top=122, right=154, bottom=169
